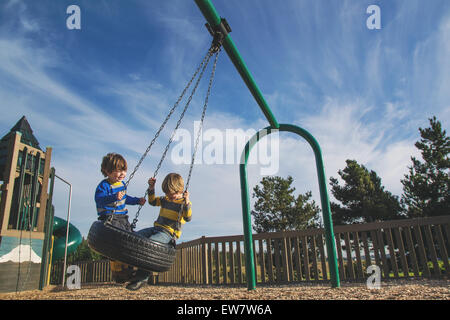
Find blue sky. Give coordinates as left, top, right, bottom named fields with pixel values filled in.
left=0, top=0, right=449, bottom=241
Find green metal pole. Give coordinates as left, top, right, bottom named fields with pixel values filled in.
left=240, top=125, right=341, bottom=288
left=194, top=0, right=279, bottom=129
left=239, top=142, right=257, bottom=290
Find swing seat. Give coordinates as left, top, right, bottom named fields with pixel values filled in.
left=86, top=41, right=221, bottom=275
left=87, top=220, right=176, bottom=273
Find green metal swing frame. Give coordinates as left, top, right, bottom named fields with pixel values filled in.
left=194, top=0, right=340, bottom=289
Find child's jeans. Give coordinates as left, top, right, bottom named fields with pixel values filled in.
left=98, top=213, right=132, bottom=231
left=136, top=226, right=173, bottom=244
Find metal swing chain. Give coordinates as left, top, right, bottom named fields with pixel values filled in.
left=129, top=48, right=217, bottom=230
left=125, top=47, right=213, bottom=188
left=185, top=48, right=220, bottom=191
left=151, top=52, right=214, bottom=181
left=172, top=48, right=221, bottom=237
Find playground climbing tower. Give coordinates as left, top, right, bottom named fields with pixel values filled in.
left=0, top=116, right=54, bottom=292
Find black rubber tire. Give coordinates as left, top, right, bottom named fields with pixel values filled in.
left=87, top=221, right=176, bottom=272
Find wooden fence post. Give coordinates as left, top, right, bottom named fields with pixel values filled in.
left=201, top=236, right=208, bottom=284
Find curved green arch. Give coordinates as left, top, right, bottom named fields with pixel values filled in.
left=193, top=0, right=340, bottom=290
left=239, top=124, right=340, bottom=289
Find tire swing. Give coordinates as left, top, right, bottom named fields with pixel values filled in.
left=87, top=34, right=223, bottom=273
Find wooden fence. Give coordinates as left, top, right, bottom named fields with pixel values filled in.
left=51, top=259, right=112, bottom=285
left=50, top=215, right=449, bottom=285
left=159, top=215, right=450, bottom=285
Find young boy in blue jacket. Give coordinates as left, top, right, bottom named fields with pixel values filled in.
left=95, top=153, right=145, bottom=282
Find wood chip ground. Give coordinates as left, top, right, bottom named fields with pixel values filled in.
left=1, top=279, right=448, bottom=300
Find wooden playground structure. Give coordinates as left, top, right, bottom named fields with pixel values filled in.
left=0, top=116, right=81, bottom=293
left=0, top=116, right=53, bottom=292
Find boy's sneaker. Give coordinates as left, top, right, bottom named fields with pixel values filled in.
left=125, top=278, right=148, bottom=291
left=125, top=269, right=149, bottom=291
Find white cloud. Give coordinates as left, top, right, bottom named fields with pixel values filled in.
left=292, top=98, right=418, bottom=199
left=370, top=141, right=419, bottom=196
left=434, top=17, right=450, bottom=120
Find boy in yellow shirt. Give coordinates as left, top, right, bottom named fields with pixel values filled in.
left=126, top=173, right=192, bottom=290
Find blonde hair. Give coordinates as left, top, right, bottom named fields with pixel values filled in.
left=101, top=153, right=127, bottom=177
left=162, top=173, right=184, bottom=194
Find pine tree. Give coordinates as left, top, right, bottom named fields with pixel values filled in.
left=401, top=116, right=450, bottom=218
left=330, top=160, right=403, bottom=224
left=251, top=176, right=321, bottom=233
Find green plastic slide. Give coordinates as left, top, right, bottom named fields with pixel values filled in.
left=52, top=216, right=82, bottom=261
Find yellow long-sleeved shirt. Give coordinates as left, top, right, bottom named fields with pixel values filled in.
left=148, top=189, right=192, bottom=239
